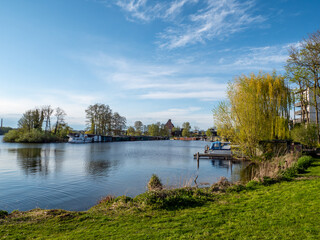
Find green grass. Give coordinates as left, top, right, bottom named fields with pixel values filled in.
left=301, top=157, right=320, bottom=176
left=2, top=158, right=320, bottom=239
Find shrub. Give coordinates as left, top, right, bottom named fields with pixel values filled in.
left=280, top=166, right=298, bottom=180
left=98, top=195, right=115, bottom=205
left=210, top=177, right=232, bottom=192
left=3, top=129, right=21, bottom=142
left=147, top=174, right=163, bottom=191
left=136, top=188, right=207, bottom=210
left=296, top=156, right=314, bottom=173
left=291, top=124, right=318, bottom=148
left=0, top=210, right=8, bottom=219
left=4, top=129, right=61, bottom=143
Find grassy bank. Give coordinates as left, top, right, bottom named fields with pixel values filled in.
left=1, top=158, right=320, bottom=239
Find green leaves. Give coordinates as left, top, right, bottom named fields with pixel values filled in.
left=214, top=72, right=291, bottom=158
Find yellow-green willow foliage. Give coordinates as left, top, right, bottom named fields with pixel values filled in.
left=213, top=72, right=291, bottom=158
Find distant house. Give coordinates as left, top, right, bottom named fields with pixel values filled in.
left=165, top=119, right=174, bottom=134
left=294, top=88, right=320, bottom=124
left=208, top=128, right=218, bottom=137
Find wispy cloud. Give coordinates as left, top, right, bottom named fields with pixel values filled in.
left=159, top=0, right=265, bottom=49
left=115, top=0, right=197, bottom=22
left=228, top=42, right=297, bottom=71
left=114, top=0, right=265, bottom=49
left=140, top=90, right=225, bottom=100
left=81, top=52, right=227, bottom=101
left=0, top=89, right=104, bottom=128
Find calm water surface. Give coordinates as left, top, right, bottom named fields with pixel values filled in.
left=0, top=136, right=247, bottom=212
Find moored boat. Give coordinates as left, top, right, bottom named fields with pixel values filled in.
left=206, top=141, right=231, bottom=155
left=68, top=134, right=93, bottom=143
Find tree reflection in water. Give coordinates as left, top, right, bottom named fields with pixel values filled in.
left=210, top=159, right=251, bottom=183
left=9, top=148, right=54, bottom=176
left=84, top=144, right=120, bottom=178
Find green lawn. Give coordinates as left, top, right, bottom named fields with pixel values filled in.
left=1, top=160, right=320, bottom=239
left=301, top=157, right=320, bottom=176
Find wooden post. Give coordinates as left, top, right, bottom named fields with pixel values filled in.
left=197, top=152, right=199, bottom=169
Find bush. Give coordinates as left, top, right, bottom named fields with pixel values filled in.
left=3, top=129, right=21, bottom=142
left=210, top=177, right=232, bottom=192
left=291, top=124, right=318, bottom=148
left=136, top=188, right=208, bottom=210
left=280, top=166, right=298, bottom=180
left=147, top=174, right=163, bottom=191
left=296, top=156, right=314, bottom=173
left=0, top=210, right=8, bottom=219
left=3, top=129, right=60, bottom=143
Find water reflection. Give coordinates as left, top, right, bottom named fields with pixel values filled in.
left=211, top=159, right=234, bottom=169
left=8, top=147, right=64, bottom=176
left=239, top=162, right=258, bottom=182
left=210, top=159, right=251, bottom=183
left=0, top=140, right=249, bottom=212
left=85, top=144, right=120, bottom=178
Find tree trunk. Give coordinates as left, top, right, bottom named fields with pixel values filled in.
left=313, top=83, right=320, bottom=143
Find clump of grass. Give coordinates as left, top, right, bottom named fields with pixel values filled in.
left=248, top=153, right=299, bottom=181
left=226, top=183, right=246, bottom=193
left=245, top=180, right=260, bottom=190
left=148, top=174, right=163, bottom=191
left=98, top=195, right=115, bottom=205
left=210, top=177, right=232, bottom=192
left=0, top=210, right=8, bottom=219
left=135, top=187, right=210, bottom=210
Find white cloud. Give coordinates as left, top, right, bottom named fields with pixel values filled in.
left=81, top=52, right=228, bottom=100
left=229, top=43, right=297, bottom=70
left=140, top=90, right=225, bottom=100
left=159, top=0, right=265, bottom=49
left=115, top=0, right=197, bottom=22
left=113, top=0, right=265, bottom=49
left=0, top=90, right=104, bottom=128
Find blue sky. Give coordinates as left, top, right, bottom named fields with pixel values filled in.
left=0, top=0, right=320, bottom=130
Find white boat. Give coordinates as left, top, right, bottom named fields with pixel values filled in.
left=68, top=134, right=93, bottom=143
left=206, top=141, right=231, bottom=155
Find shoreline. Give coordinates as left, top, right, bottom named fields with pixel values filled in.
left=1, top=174, right=320, bottom=239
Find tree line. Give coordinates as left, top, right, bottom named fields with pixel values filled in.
left=3, top=102, right=204, bottom=142
left=4, top=105, right=70, bottom=143
left=85, top=103, right=126, bottom=136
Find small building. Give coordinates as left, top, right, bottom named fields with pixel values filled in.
left=165, top=119, right=174, bottom=135
left=294, top=88, right=320, bottom=124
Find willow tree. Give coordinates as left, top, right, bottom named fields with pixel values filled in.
left=214, top=72, right=291, bottom=158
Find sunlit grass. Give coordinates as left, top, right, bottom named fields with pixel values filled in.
left=1, top=158, right=320, bottom=239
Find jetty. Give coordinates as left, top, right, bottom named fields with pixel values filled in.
left=193, top=152, right=232, bottom=160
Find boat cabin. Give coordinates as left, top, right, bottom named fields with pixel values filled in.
left=209, top=141, right=230, bottom=150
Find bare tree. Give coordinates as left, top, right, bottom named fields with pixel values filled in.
left=42, top=105, right=54, bottom=132
left=85, top=103, right=112, bottom=135
left=54, top=107, right=66, bottom=135
left=112, top=112, right=126, bottom=135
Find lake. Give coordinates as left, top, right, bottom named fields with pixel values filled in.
left=0, top=136, right=247, bottom=212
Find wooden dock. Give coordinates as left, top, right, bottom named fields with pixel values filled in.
left=193, top=152, right=232, bottom=160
